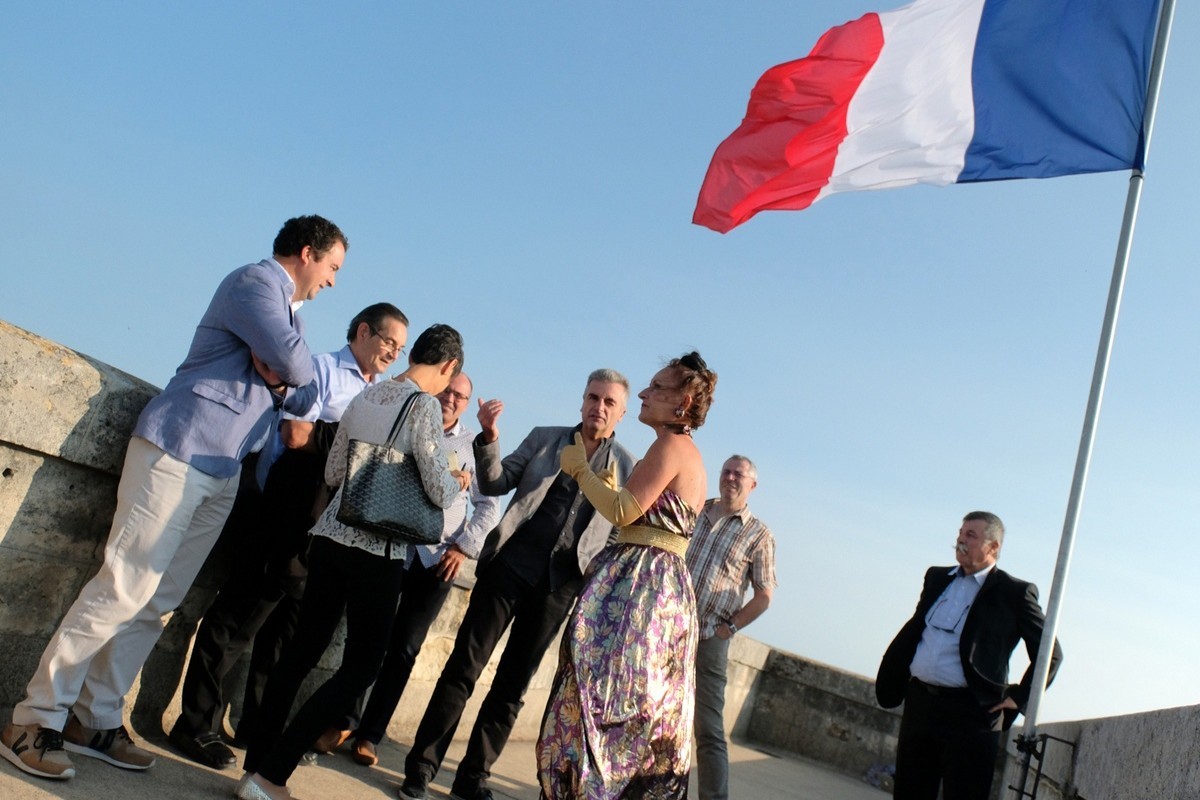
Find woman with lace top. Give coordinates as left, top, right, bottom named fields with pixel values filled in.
left=238, top=325, right=471, bottom=800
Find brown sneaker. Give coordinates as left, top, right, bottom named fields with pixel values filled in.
left=311, top=726, right=351, bottom=754
left=351, top=738, right=378, bottom=766
left=63, top=715, right=155, bottom=770
left=0, top=722, right=76, bottom=780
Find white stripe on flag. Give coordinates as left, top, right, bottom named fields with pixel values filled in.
left=818, top=0, right=985, bottom=201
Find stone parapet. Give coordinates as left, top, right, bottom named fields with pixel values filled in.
left=998, top=705, right=1200, bottom=800
left=729, top=641, right=901, bottom=786
left=0, top=320, right=159, bottom=706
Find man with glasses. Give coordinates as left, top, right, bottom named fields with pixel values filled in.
left=311, top=371, right=501, bottom=766
left=875, top=511, right=1064, bottom=800
left=169, top=303, right=408, bottom=770
left=685, top=455, right=777, bottom=800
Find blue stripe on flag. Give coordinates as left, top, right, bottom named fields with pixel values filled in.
left=960, top=0, right=1159, bottom=182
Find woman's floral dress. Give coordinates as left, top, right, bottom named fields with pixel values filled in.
left=537, top=490, right=699, bottom=799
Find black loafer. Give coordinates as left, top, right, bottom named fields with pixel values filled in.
left=168, top=726, right=237, bottom=769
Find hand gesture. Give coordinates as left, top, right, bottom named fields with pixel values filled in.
left=435, top=544, right=468, bottom=582
left=597, top=464, right=619, bottom=491
left=476, top=398, right=504, bottom=443
left=450, top=469, right=472, bottom=492
left=988, top=696, right=1019, bottom=714
left=559, top=432, right=589, bottom=480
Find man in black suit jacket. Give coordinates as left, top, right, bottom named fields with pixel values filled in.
left=876, top=511, right=1063, bottom=800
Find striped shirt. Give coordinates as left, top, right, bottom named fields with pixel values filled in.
left=686, top=499, right=778, bottom=639
left=411, top=420, right=502, bottom=568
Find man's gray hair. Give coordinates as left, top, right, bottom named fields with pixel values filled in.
left=587, top=368, right=629, bottom=393
left=963, top=510, right=1005, bottom=548
left=727, top=454, right=758, bottom=479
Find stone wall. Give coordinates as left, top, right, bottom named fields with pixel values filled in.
left=996, top=705, right=1200, bottom=800
left=730, top=640, right=901, bottom=787
left=0, top=320, right=160, bottom=709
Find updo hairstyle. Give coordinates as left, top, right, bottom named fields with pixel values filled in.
left=667, top=351, right=717, bottom=430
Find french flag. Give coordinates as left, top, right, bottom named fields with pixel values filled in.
left=693, top=0, right=1161, bottom=233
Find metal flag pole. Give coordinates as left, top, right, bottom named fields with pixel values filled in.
left=1010, top=0, right=1176, bottom=795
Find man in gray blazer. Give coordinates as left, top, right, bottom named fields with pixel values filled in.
left=1, top=215, right=346, bottom=783
left=401, top=369, right=636, bottom=800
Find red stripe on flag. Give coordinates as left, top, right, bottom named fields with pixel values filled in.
left=693, top=13, right=886, bottom=233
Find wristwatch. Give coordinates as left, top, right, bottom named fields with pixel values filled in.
left=723, top=618, right=738, bottom=634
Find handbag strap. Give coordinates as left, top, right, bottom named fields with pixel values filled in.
left=383, top=390, right=426, bottom=451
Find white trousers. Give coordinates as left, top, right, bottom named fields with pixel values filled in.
left=13, top=437, right=238, bottom=731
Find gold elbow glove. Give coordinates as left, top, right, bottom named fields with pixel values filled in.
left=561, top=433, right=642, bottom=526
left=559, top=433, right=590, bottom=480
left=596, top=464, right=619, bottom=491
left=575, top=464, right=643, bottom=527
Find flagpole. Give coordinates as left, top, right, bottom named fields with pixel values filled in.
left=1010, top=0, right=1176, bottom=795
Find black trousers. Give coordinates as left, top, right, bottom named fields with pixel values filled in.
left=175, top=449, right=323, bottom=737
left=894, top=679, right=1004, bottom=800
left=234, top=587, right=302, bottom=744
left=341, top=557, right=455, bottom=744
left=403, top=560, right=581, bottom=796
left=244, top=536, right=406, bottom=786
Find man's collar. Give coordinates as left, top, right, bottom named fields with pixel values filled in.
left=266, top=256, right=303, bottom=312
left=334, top=344, right=380, bottom=383
left=949, top=563, right=996, bottom=585
left=704, top=497, right=753, bottom=523
left=444, top=419, right=470, bottom=438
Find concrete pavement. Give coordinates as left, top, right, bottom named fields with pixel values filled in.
left=0, top=725, right=891, bottom=800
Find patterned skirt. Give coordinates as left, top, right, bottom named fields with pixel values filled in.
left=537, top=543, right=698, bottom=799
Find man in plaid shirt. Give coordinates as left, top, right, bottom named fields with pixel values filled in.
left=685, top=455, right=777, bottom=800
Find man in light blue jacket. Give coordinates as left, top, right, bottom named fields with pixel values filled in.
left=0, top=215, right=346, bottom=783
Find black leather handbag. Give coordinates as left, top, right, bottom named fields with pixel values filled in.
left=335, top=391, right=442, bottom=545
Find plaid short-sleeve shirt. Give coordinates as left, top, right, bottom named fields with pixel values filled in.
left=686, top=499, right=777, bottom=639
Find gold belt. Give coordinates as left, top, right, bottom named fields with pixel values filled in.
left=617, top=526, right=689, bottom=557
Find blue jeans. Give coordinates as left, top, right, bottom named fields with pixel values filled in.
left=694, top=635, right=731, bottom=800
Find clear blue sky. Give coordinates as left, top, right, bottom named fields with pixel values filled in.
left=3, top=2, right=1197, bottom=725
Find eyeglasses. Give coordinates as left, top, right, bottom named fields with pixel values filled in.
left=441, top=389, right=470, bottom=403
left=926, top=595, right=970, bottom=634
left=369, top=326, right=405, bottom=355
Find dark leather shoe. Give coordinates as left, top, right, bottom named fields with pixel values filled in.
left=351, top=738, right=378, bottom=766
left=168, top=726, right=236, bottom=769
left=312, top=727, right=351, bottom=754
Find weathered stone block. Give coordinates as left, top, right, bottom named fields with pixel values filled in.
left=0, top=446, right=118, bottom=559
left=742, top=648, right=901, bottom=782
left=1003, top=707, right=1200, bottom=800
left=0, top=320, right=156, bottom=475
left=0, top=550, right=98, bottom=637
